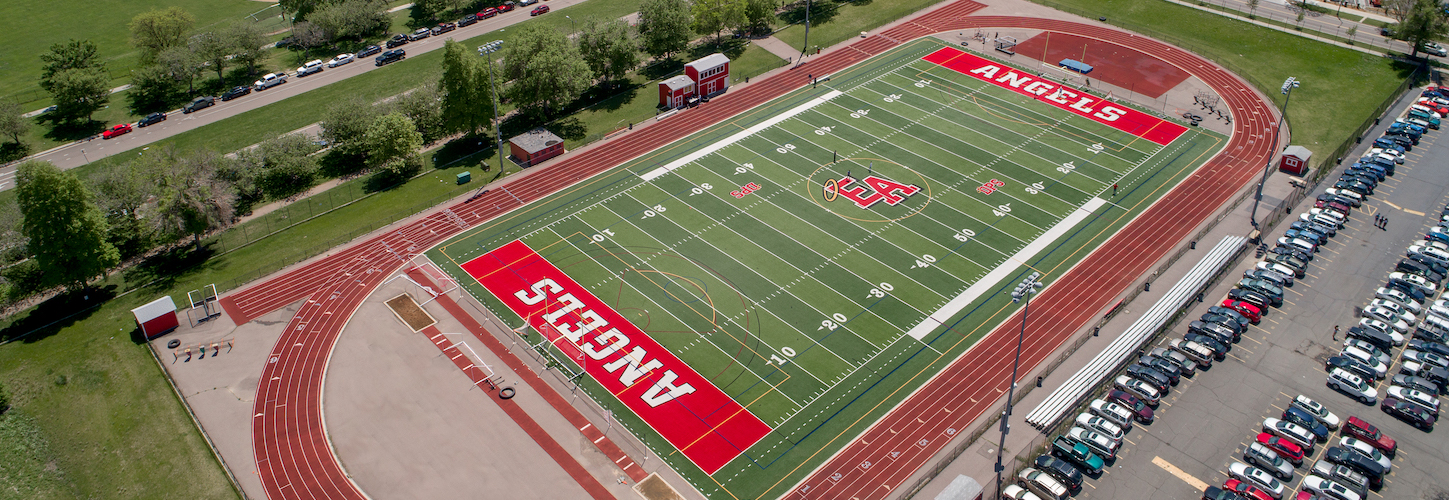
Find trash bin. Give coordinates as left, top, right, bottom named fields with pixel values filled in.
left=457, top=171, right=471, bottom=185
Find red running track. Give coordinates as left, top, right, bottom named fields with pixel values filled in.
left=230, top=2, right=1277, bottom=498
left=783, top=15, right=1277, bottom=500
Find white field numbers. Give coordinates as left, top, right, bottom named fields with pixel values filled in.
left=1024, top=182, right=1046, bottom=194
left=992, top=203, right=1011, bottom=217
left=819, top=312, right=850, bottom=331
left=911, top=254, right=936, bottom=269
left=689, top=183, right=714, bottom=195
left=735, top=163, right=755, bottom=174
left=867, top=282, right=893, bottom=298
left=1057, top=161, right=1076, bottom=174
left=1088, top=143, right=1105, bottom=155
left=640, top=204, right=667, bottom=219
left=770, top=346, right=797, bottom=365
left=591, top=229, right=616, bottom=242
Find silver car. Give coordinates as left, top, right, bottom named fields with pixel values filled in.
left=1245, top=442, right=1294, bottom=479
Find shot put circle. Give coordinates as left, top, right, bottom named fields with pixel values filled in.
left=807, top=157, right=931, bottom=223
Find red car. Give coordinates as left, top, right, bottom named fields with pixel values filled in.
left=1255, top=432, right=1304, bottom=465
left=479, top=7, right=498, bottom=18
left=1223, top=479, right=1273, bottom=500
left=1314, top=199, right=1352, bottom=214
left=496, top=1, right=515, bottom=12
left=102, top=123, right=133, bottom=139
left=1342, top=416, right=1397, bottom=457
left=530, top=4, right=549, bottom=15
left=1416, top=98, right=1449, bottom=115
left=1222, top=299, right=1261, bottom=324
left=1107, top=389, right=1155, bottom=423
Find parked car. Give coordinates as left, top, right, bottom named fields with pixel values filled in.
left=1376, top=287, right=1424, bottom=312
left=1125, top=363, right=1173, bottom=391
left=1066, top=427, right=1117, bottom=460
left=1263, top=418, right=1316, bottom=451
left=1183, top=333, right=1228, bottom=359
left=296, top=59, right=324, bottom=76
left=1338, top=437, right=1391, bottom=471
left=1368, top=298, right=1417, bottom=325
left=1113, top=375, right=1160, bottom=406
left=356, top=45, right=382, bottom=57
left=1106, top=389, right=1154, bottom=423
left=410, top=27, right=432, bottom=40
left=1169, top=338, right=1216, bottom=366
left=480, top=7, right=500, bottom=18
left=375, top=49, right=406, bottom=66
left=1255, top=433, right=1305, bottom=466
left=1324, top=446, right=1385, bottom=487
left=101, top=123, right=132, bottom=139
left=530, top=4, right=550, bottom=15
left=1222, top=479, right=1275, bottom=500
left=1033, top=455, right=1083, bottom=491
left=1283, top=407, right=1330, bottom=441
left=137, top=111, right=166, bottom=127
left=1227, top=462, right=1285, bottom=499
left=1198, top=315, right=1245, bottom=339
left=1341, top=416, right=1395, bottom=457
left=1292, top=395, right=1341, bottom=430
left=1149, top=347, right=1197, bottom=377
left=1050, top=436, right=1103, bottom=474
left=433, top=21, right=456, bottom=34
left=1401, top=349, right=1449, bottom=376
left=1386, top=385, right=1440, bottom=415
left=1342, top=339, right=1391, bottom=366
left=1202, top=487, right=1249, bottom=500
left=1089, top=399, right=1135, bottom=429
left=497, top=1, right=516, bottom=12
left=1017, top=468, right=1068, bottom=500
left=1300, top=475, right=1361, bottom=500
left=1237, top=278, right=1284, bottom=306
left=253, top=72, right=286, bottom=90
left=458, top=13, right=478, bottom=26
left=1207, top=305, right=1252, bottom=329
left=1137, top=355, right=1182, bottom=383
left=1381, top=397, right=1436, bottom=430
left=182, top=95, right=214, bottom=113
left=1245, top=267, right=1292, bottom=289
left=327, top=53, right=355, bottom=67
left=1391, top=372, right=1441, bottom=397
left=386, top=33, right=410, bottom=48
left=1327, top=368, right=1377, bottom=404
left=1311, top=461, right=1371, bottom=498
left=1345, top=326, right=1396, bottom=352
left=1339, top=346, right=1387, bottom=378
left=1244, top=441, right=1294, bottom=479
left=1001, top=484, right=1043, bottom=500
left=1222, top=299, right=1262, bottom=323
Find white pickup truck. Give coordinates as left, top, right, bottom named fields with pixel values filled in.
left=253, top=72, right=287, bottom=90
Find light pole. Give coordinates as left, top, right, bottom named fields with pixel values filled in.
left=994, top=271, right=1043, bottom=498
left=1249, top=76, right=1299, bottom=231
left=476, top=41, right=523, bottom=205
left=565, top=15, right=574, bottom=30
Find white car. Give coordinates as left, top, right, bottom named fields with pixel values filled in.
left=1361, top=306, right=1410, bottom=333
left=1075, top=413, right=1124, bottom=443
left=1406, top=246, right=1449, bottom=268
left=1324, top=187, right=1365, bottom=205
left=1327, top=368, right=1377, bottom=404
left=1256, top=261, right=1298, bottom=284
left=1245, top=442, right=1294, bottom=479
left=1356, top=318, right=1406, bottom=346
left=1340, top=346, right=1388, bottom=377
left=1401, top=349, right=1449, bottom=376
left=1089, top=399, right=1134, bottom=429
left=1430, top=299, right=1449, bottom=320
left=1263, top=417, right=1316, bottom=449
left=1228, top=461, right=1285, bottom=499
left=1368, top=299, right=1417, bottom=324
left=1292, top=395, right=1341, bottom=430
left=1390, top=271, right=1439, bottom=295
left=327, top=53, right=355, bottom=67
left=1068, top=426, right=1118, bottom=459
left=1410, top=103, right=1443, bottom=119
left=1339, top=437, right=1392, bottom=471
left=1342, top=339, right=1391, bottom=365
left=1376, top=287, right=1423, bottom=313
left=253, top=72, right=287, bottom=90
left=1366, top=147, right=1405, bottom=163
left=1278, top=236, right=1316, bottom=255
left=1114, top=375, right=1160, bottom=405
left=1387, top=385, right=1440, bottom=414
left=1301, top=475, right=1362, bottom=500
left=1309, top=207, right=1346, bottom=226
left=296, top=59, right=324, bottom=76
left=1001, top=484, right=1044, bottom=500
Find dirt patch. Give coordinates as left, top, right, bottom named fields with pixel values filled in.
left=634, top=473, right=683, bottom=500
left=385, top=294, right=436, bottom=331
left=1013, top=32, right=1190, bottom=99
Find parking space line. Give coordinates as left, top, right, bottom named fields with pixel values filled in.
left=1152, top=456, right=1208, bottom=492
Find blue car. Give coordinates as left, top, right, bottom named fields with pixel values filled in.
left=1284, top=406, right=1331, bottom=440
left=1372, top=137, right=1407, bottom=154
left=1427, top=231, right=1449, bottom=246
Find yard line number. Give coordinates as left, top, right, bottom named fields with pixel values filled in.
left=689, top=183, right=714, bottom=196
left=770, top=346, right=797, bottom=366
left=640, top=204, right=667, bottom=219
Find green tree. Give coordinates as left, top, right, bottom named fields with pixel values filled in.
left=129, top=7, right=195, bottom=62
left=89, top=158, right=156, bottom=258
left=46, top=68, right=110, bottom=125
left=310, top=0, right=390, bottom=42
left=292, top=21, right=331, bottom=58
left=321, top=97, right=381, bottom=159
left=387, top=82, right=445, bottom=144
left=0, top=99, right=25, bottom=145
left=1395, top=0, right=1449, bottom=57
left=503, top=24, right=594, bottom=118
left=190, top=30, right=233, bottom=84
left=234, top=134, right=322, bottom=203
left=149, top=148, right=235, bottom=250
left=15, top=160, right=119, bottom=289
left=639, top=0, right=693, bottom=59
left=742, top=0, right=777, bottom=34
left=364, top=112, right=423, bottom=177
left=578, top=18, right=640, bottom=87
left=440, top=40, right=494, bottom=138
left=692, top=0, right=747, bottom=43
left=226, top=22, right=269, bottom=78
left=39, top=39, right=106, bottom=89
left=1247, top=0, right=1259, bottom=17
left=157, top=46, right=205, bottom=95
left=128, top=64, right=180, bottom=114
left=281, top=0, right=327, bottom=20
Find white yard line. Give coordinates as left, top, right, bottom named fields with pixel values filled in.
left=640, top=90, right=845, bottom=181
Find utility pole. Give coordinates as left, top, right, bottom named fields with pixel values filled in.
left=994, top=272, right=1043, bottom=498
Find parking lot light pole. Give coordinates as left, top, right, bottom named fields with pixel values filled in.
left=1250, top=76, right=1300, bottom=230
left=995, top=272, right=1043, bottom=497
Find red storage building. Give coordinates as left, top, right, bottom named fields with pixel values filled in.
left=685, top=53, right=731, bottom=98
left=508, top=128, right=565, bottom=167
left=1278, top=145, right=1312, bottom=176
left=132, top=296, right=179, bottom=340
left=659, top=75, right=696, bottom=109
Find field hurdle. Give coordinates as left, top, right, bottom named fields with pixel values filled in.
left=173, top=338, right=236, bottom=362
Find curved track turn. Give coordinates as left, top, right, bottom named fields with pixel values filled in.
left=225, top=3, right=1276, bottom=498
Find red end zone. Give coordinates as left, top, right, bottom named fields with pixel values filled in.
left=461, top=240, right=772, bottom=475
left=923, top=47, right=1188, bottom=146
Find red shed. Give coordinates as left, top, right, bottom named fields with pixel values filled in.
left=1278, top=145, right=1312, bottom=176
left=508, top=128, right=565, bottom=167
left=686, top=53, right=731, bottom=98
left=133, top=296, right=179, bottom=340
left=659, top=75, right=695, bottom=108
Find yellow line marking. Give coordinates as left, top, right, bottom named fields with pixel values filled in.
left=1383, top=200, right=1426, bottom=216
left=1153, top=456, right=1208, bottom=491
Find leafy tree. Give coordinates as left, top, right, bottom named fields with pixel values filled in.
left=387, top=83, right=446, bottom=144
left=234, top=134, right=322, bottom=203
left=1395, top=0, right=1449, bottom=57
left=639, top=0, right=693, bottom=59
left=440, top=40, right=494, bottom=138
left=292, top=21, right=331, bottom=58
left=742, top=0, right=777, bottom=34
left=190, top=30, right=233, bottom=84
left=45, top=68, right=110, bottom=125
left=321, top=97, right=381, bottom=158
left=0, top=99, right=26, bottom=145
left=226, top=22, right=269, bottom=77
left=1246, top=0, right=1259, bottom=17
left=157, top=46, right=205, bottom=95
left=39, top=40, right=106, bottom=89
left=310, top=0, right=390, bottom=42
left=15, top=160, right=119, bottom=289
left=363, top=112, right=423, bottom=177
left=281, top=0, right=327, bottom=20
left=129, top=7, right=195, bottom=62
left=413, top=0, right=449, bottom=21
left=149, top=148, right=235, bottom=250
left=578, top=18, right=640, bottom=87
left=128, top=65, right=180, bottom=114
left=1384, top=0, right=1413, bottom=24
left=692, top=0, right=748, bottom=43
left=503, top=24, right=594, bottom=118
left=89, top=158, right=156, bottom=258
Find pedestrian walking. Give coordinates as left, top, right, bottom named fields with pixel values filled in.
left=1112, top=183, right=1119, bottom=196
left=1333, top=325, right=1339, bottom=340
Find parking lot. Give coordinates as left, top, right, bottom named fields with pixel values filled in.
left=1079, top=92, right=1449, bottom=499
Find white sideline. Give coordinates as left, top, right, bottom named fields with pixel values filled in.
left=906, top=197, right=1109, bottom=340
left=639, top=90, right=845, bottom=181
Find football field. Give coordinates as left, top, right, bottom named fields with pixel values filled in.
left=433, top=38, right=1224, bottom=498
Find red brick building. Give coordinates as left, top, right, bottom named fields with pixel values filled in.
left=508, top=128, right=565, bottom=167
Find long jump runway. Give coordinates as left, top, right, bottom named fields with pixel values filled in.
left=221, top=3, right=1277, bottom=498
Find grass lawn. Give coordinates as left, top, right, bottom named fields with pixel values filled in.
left=0, top=0, right=268, bottom=108
left=773, top=0, right=944, bottom=53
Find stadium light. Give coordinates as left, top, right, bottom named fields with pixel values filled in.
left=995, top=271, right=1043, bottom=498
left=1249, top=77, right=1300, bottom=230
left=475, top=41, right=523, bottom=205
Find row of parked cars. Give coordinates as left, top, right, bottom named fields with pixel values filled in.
left=1003, top=389, right=1155, bottom=499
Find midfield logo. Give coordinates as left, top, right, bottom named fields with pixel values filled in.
left=831, top=175, right=922, bottom=209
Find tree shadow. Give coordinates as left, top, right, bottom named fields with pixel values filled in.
left=0, top=142, right=30, bottom=164
left=37, top=116, right=105, bottom=142
left=0, top=285, right=117, bottom=344
left=317, top=150, right=367, bottom=179
left=689, top=38, right=749, bottom=60
left=779, top=0, right=841, bottom=26
left=121, top=242, right=219, bottom=293
left=641, top=58, right=684, bottom=80
left=433, top=135, right=497, bottom=171
left=548, top=117, right=587, bottom=141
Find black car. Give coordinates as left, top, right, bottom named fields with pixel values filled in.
left=1398, top=259, right=1445, bottom=283
left=386, top=34, right=410, bottom=48
left=1386, top=279, right=1429, bottom=302
left=1391, top=373, right=1441, bottom=397
left=1408, top=253, right=1449, bottom=276
left=1270, top=244, right=1312, bottom=264
left=1408, top=339, right=1449, bottom=358
left=1382, top=397, right=1436, bottom=430
left=1292, top=219, right=1338, bottom=238
left=1237, top=278, right=1284, bottom=306
left=1183, top=333, right=1228, bottom=360
left=1423, top=366, right=1449, bottom=391
left=1327, top=355, right=1378, bottom=381
left=1324, top=446, right=1385, bottom=486
left=1244, top=268, right=1292, bottom=289
left=1033, top=454, right=1084, bottom=490
left=1381, top=133, right=1415, bottom=150
left=1138, top=355, right=1182, bottom=383
left=1334, top=179, right=1374, bottom=196
left=1387, top=123, right=1422, bottom=139
left=137, top=111, right=166, bottom=127
left=1202, top=486, right=1247, bottom=500
left=1190, top=320, right=1238, bottom=345
left=1346, top=326, right=1396, bottom=352
left=1227, top=288, right=1271, bottom=312
left=1051, top=436, right=1103, bottom=474
left=375, top=49, right=406, bottom=66
left=221, top=85, right=251, bottom=101
left=1207, top=306, right=1251, bottom=329
left=182, top=95, right=214, bottom=113
left=356, top=44, right=382, bottom=57
left=1265, top=253, right=1306, bottom=275
left=1126, top=363, right=1172, bottom=391
left=1196, top=315, right=1243, bottom=339
left=459, top=13, right=478, bottom=26
left=1349, top=163, right=1386, bottom=181
left=1417, top=325, right=1449, bottom=344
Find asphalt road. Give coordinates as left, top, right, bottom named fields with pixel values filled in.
left=0, top=0, right=592, bottom=191
left=1081, top=92, right=1449, bottom=499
